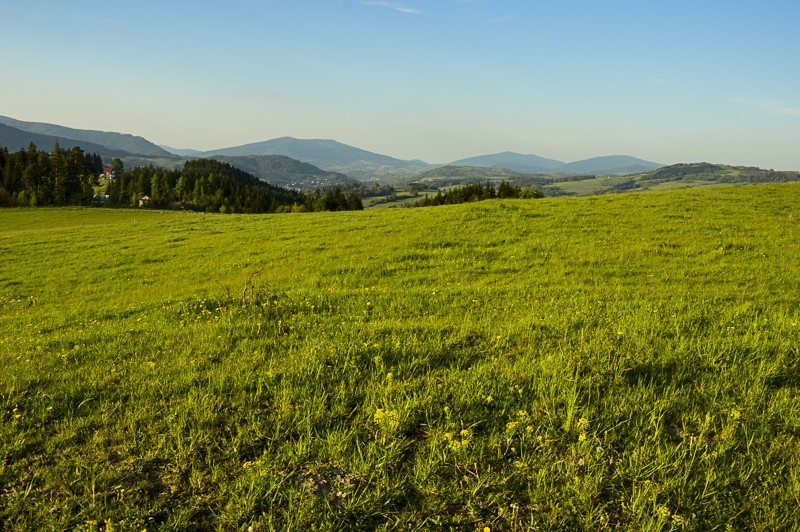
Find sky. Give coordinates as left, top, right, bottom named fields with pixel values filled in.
left=1, top=0, right=799, bottom=169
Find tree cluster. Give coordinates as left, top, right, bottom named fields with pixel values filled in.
left=106, top=159, right=309, bottom=213
left=0, top=145, right=366, bottom=214
left=0, top=143, right=103, bottom=207
left=106, top=159, right=363, bottom=213
left=412, top=181, right=543, bottom=207
left=355, top=183, right=397, bottom=198
left=639, top=163, right=800, bottom=187
left=303, top=187, right=364, bottom=212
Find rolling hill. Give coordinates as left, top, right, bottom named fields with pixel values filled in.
left=637, top=162, right=800, bottom=184
left=412, top=165, right=551, bottom=188
left=547, top=162, right=800, bottom=196
left=448, top=151, right=564, bottom=173
left=3, top=183, right=800, bottom=527
left=561, top=155, right=663, bottom=175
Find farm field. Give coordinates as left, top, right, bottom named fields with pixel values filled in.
left=548, top=176, right=732, bottom=197
left=1, top=184, right=800, bottom=530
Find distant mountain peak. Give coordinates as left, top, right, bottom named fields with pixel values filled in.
left=202, top=137, right=425, bottom=172
left=561, top=155, right=663, bottom=175
left=449, top=152, right=564, bottom=173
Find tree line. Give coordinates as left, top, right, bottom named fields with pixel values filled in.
left=411, top=181, right=544, bottom=207
left=109, top=161, right=363, bottom=213
left=0, top=143, right=364, bottom=213
left=0, top=143, right=103, bottom=207
left=107, top=160, right=308, bottom=213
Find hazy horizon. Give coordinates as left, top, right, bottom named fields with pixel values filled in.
left=1, top=0, right=798, bottom=170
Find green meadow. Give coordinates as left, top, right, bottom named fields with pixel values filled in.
left=1, top=184, right=799, bottom=530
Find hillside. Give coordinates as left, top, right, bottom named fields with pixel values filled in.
left=638, top=162, right=800, bottom=183
left=106, top=158, right=307, bottom=213
left=2, top=184, right=800, bottom=528
left=208, top=154, right=356, bottom=189
left=548, top=162, right=800, bottom=196
left=372, top=159, right=797, bottom=206
left=412, top=165, right=551, bottom=188
left=0, top=116, right=173, bottom=157
left=0, top=122, right=133, bottom=158
left=159, top=145, right=205, bottom=157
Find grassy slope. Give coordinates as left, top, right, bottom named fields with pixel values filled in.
left=1, top=185, right=799, bottom=529
left=549, top=164, right=800, bottom=197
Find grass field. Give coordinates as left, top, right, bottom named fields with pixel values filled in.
left=2, top=184, right=799, bottom=530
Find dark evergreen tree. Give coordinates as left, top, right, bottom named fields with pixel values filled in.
left=110, top=157, right=124, bottom=176
left=348, top=190, right=364, bottom=210
left=411, top=181, right=543, bottom=208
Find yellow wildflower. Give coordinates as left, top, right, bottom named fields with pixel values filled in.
left=373, top=408, right=400, bottom=431
left=449, top=438, right=469, bottom=452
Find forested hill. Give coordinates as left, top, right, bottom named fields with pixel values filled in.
left=107, top=159, right=306, bottom=213
left=545, top=161, right=800, bottom=196
left=107, top=158, right=364, bottom=213
left=638, top=162, right=800, bottom=183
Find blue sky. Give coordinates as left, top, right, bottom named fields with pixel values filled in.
left=1, top=0, right=798, bottom=168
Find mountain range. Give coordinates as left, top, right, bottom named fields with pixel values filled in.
left=0, top=115, right=665, bottom=183
left=449, top=152, right=662, bottom=175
